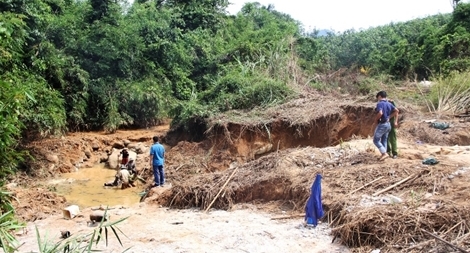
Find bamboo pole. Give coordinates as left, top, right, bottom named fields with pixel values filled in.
left=348, top=176, right=384, bottom=195
left=204, top=167, right=238, bottom=213
left=372, top=174, right=415, bottom=196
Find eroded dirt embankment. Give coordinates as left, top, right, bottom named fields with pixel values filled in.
left=166, top=98, right=377, bottom=164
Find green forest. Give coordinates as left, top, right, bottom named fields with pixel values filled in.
left=1, top=0, right=470, bottom=249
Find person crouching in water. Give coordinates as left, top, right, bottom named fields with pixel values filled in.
left=104, top=160, right=136, bottom=189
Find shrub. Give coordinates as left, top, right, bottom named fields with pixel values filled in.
left=202, top=71, right=292, bottom=111
left=428, top=71, right=470, bottom=114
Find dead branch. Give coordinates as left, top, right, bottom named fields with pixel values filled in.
left=204, top=167, right=238, bottom=212
left=270, top=214, right=304, bottom=220
left=348, top=176, right=384, bottom=195
left=421, top=229, right=470, bottom=253
left=372, top=174, right=416, bottom=196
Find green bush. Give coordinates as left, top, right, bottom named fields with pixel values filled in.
left=169, top=99, right=212, bottom=129
left=21, top=77, right=66, bottom=137
left=202, top=71, right=292, bottom=111
left=118, top=79, right=171, bottom=128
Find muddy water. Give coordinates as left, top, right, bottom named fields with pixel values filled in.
left=54, top=163, right=142, bottom=208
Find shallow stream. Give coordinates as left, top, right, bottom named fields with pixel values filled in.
left=54, top=163, right=142, bottom=208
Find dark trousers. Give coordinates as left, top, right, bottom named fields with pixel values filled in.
left=387, top=127, right=398, bottom=156
left=153, top=165, right=165, bottom=186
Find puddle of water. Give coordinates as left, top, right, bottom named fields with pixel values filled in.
left=55, top=163, right=142, bottom=209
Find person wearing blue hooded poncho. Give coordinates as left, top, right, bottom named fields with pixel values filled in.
left=305, top=174, right=324, bottom=226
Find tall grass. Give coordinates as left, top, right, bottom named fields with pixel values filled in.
left=429, top=71, right=470, bottom=114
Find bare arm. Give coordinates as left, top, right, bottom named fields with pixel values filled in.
left=375, top=110, right=383, bottom=122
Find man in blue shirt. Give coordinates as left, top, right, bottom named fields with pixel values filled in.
left=374, top=91, right=399, bottom=161
left=149, top=136, right=165, bottom=187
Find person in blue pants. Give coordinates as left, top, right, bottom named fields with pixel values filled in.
left=149, top=136, right=165, bottom=187
left=373, top=91, right=399, bottom=161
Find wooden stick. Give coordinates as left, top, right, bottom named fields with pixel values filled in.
left=421, top=229, right=470, bottom=253
left=270, top=214, right=304, bottom=220
left=204, top=167, right=238, bottom=213
left=174, top=164, right=186, bottom=172
left=444, top=221, right=463, bottom=235
left=138, top=167, right=147, bottom=177
left=348, top=176, right=383, bottom=195
left=372, top=174, right=415, bottom=196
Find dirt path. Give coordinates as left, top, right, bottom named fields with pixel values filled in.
left=15, top=203, right=348, bottom=253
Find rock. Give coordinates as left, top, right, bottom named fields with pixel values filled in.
left=112, top=141, right=125, bottom=149
left=136, top=144, right=148, bottom=155
left=387, top=195, right=403, bottom=204
left=123, top=139, right=131, bottom=147
left=100, top=155, right=108, bottom=163
left=5, top=183, right=17, bottom=190
left=92, top=142, right=100, bottom=151
left=108, top=149, right=137, bottom=169
left=46, top=154, right=59, bottom=164
left=89, top=210, right=109, bottom=223
left=127, top=142, right=139, bottom=150
left=85, top=151, right=92, bottom=158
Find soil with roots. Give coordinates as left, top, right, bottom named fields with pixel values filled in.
left=8, top=94, right=470, bottom=253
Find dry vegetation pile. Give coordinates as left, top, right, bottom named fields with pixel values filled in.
left=208, top=94, right=374, bottom=126
left=161, top=143, right=470, bottom=252
left=327, top=165, right=470, bottom=252
left=164, top=146, right=368, bottom=210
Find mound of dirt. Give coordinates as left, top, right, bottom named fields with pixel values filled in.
left=10, top=186, right=67, bottom=222
left=163, top=145, right=381, bottom=210
left=401, top=119, right=470, bottom=146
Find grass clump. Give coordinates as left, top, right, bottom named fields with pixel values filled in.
left=428, top=71, right=470, bottom=114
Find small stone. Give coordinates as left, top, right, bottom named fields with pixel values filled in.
left=112, top=141, right=125, bottom=149
left=388, top=195, right=403, bottom=204
left=46, top=154, right=59, bottom=163
left=92, top=142, right=100, bottom=151
left=84, top=151, right=92, bottom=158
left=99, top=156, right=108, bottom=163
